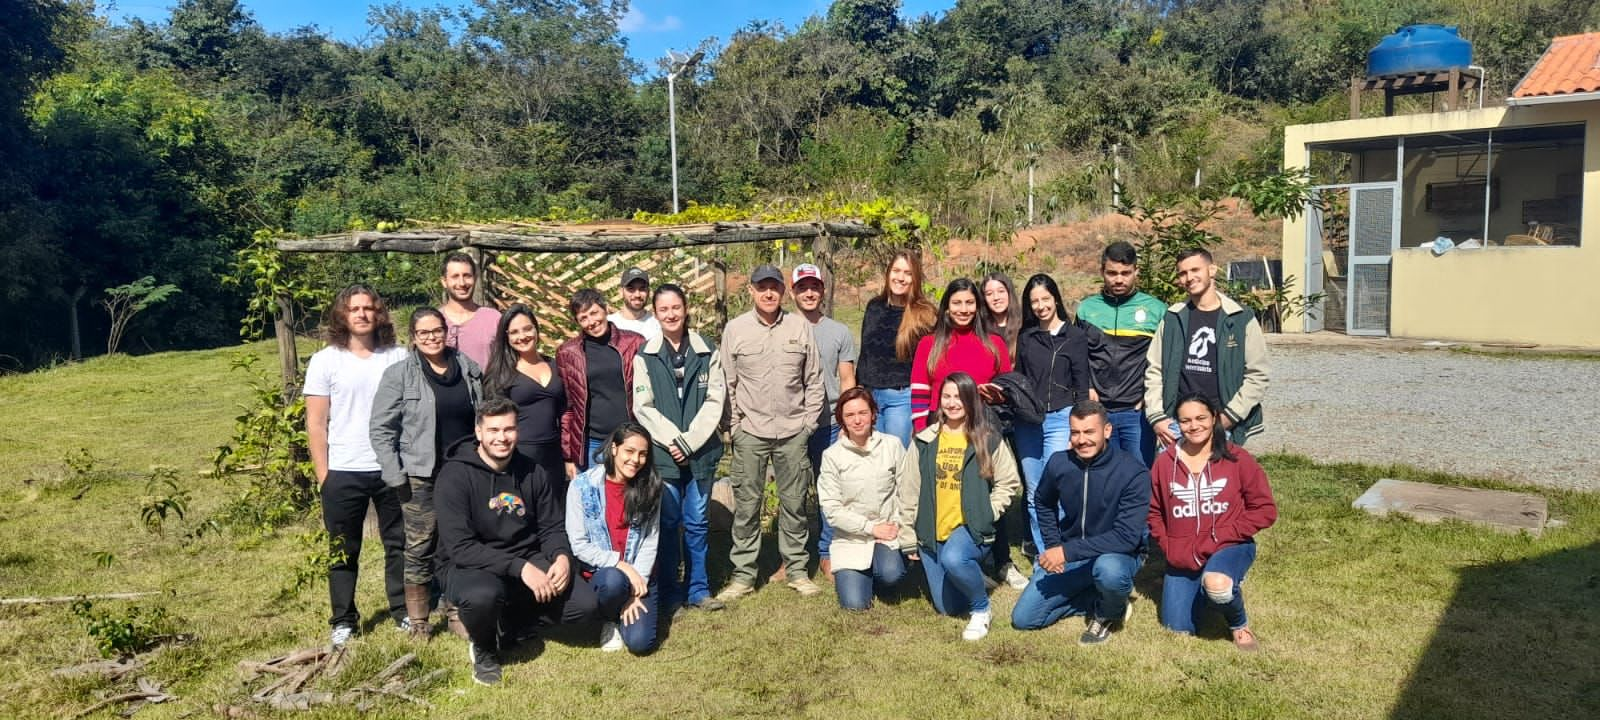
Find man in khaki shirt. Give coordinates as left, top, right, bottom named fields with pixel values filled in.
left=717, top=264, right=825, bottom=601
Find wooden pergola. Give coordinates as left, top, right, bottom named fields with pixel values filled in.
left=271, top=219, right=884, bottom=393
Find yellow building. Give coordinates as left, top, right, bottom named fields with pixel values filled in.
left=1280, top=34, right=1600, bottom=347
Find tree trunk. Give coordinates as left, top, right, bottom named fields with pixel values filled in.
left=68, top=285, right=85, bottom=361
left=814, top=232, right=836, bottom=316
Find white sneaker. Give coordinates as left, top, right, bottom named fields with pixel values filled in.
left=1003, top=563, right=1028, bottom=590
left=599, top=622, right=624, bottom=652
left=329, top=624, right=355, bottom=648
left=962, top=611, right=992, bottom=641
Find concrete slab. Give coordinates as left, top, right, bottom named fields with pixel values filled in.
left=1353, top=479, right=1548, bottom=536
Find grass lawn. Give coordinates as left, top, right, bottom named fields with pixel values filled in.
left=1, top=343, right=1597, bottom=719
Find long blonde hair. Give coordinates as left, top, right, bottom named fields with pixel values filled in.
left=879, top=249, right=937, bottom=361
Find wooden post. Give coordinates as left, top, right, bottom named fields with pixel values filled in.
left=466, top=247, right=488, bottom=306
left=1446, top=68, right=1461, bottom=111
left=815, top=231, right=836, bottom=316
left=274, top=294, right=299, bottom=399
left=1350, top=77, right=1361, bottom=120
left=712, top=255, right=728, bottom=335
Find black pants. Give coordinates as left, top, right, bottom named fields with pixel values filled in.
left=321, top=469, right=406, bottom=629
left=447, top=561, right=599, bottom=650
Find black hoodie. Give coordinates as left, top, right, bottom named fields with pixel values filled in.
left=436, top=437, right=571, bottom=579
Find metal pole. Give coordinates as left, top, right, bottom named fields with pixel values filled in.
left=1111, top=143, right=1121, bottom=208
left=668, top=72, right=680, bottom=214
left=1027, top=163, right=1035, bottom=225
left=1482, top=130, right=1493, bottom=244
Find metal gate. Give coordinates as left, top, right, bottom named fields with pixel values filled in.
left=1347, top=183, right=1399, bottom=335
left=1307, top=181, right=1399, bottom=336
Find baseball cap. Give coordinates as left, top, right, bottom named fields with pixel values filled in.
left=620, top=267, right=649, bottom=287
left=749, top=264, right=783, bottom=285
left=791, top=263, right=825, bottom=286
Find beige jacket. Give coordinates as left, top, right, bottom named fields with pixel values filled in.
left=817, top=431, right=920, bottom=571
left=720, top=309, right=824, bottom=440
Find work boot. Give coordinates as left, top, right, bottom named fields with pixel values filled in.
left=403, top=583, right=433, bottom=640
left=441, top=599, right=469, bottom=640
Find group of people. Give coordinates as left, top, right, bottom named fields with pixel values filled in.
left=305, top=241, right=1278, bottom=686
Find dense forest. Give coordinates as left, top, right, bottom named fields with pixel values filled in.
left=1, top=0, right=1595, bottom=369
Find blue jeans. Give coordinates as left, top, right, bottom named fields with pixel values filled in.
left=584, top=436, right=604, bottom=471
left=835, top=542, right=907, bottom=610
left=657, top=470, right=712, bottom=605
left=808, top=423, right=840, bottom=558
left=1011, top=552, right=1142, bottom=630
left=1107, top=408, right=1156, bottom=467
left=1160, top=541, right=1256, bottom=633
left=920, top=526, right=991, bottom=616
left=1014, top=406, right=1073, bottom=553
left=872, top=387, right=913, bottom=448
left=590, top=567, right=660, bottom=654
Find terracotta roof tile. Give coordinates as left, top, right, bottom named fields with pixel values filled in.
left=1513, top=33, right=1600, bottom=98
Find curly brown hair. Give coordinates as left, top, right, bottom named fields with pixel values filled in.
left=323, top=284, right=397, bottom=349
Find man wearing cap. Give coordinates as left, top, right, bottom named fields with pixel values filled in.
left=789, top=263, right=857, bottom=580
left=608, top=267, right=661, bottom=341
left=717, top=264, right=826, bottom=601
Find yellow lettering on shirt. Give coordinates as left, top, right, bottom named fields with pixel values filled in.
left=935, top=428, right=967, bottom=542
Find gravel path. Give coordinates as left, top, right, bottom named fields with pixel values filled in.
left=1251, top=342, right=1600, bottom=491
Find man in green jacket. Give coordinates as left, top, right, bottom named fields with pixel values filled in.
left=1143, top=249, right=1270, bottom=447
left=1077, top=241, right=1169, bottom=466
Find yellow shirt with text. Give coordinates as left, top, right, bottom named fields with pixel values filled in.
left=935, top=428, right=967, bottom=541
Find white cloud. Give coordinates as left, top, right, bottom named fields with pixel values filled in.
left=619, top=7, right=681, bottom=33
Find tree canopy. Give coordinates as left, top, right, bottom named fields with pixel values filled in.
left=0, top=0, right=1594, bottom=368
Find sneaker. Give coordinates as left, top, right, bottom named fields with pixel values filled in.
left=687, top=596, right=727, bottom=612
left=787, top=577, right=822, bottom=597
left=1231, top=627, right=1260, bottom=653
left=1003, top=563, right=1028, bottom=590
left=1079, top=617, right=1112, bottom=646
left=714, top=582, right=755, bottom=603
left=395, top=617, right=412, bottom=633
left=468, top=642, right=502, bottom=686
left=962, top=611, right=991, bottom=641
left=599, top=622, right=624, bottom=652
left=329, top=624, right=355, bottom=648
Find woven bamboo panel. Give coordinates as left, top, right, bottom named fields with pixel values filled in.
left=486, top=248, right=720, bottom=347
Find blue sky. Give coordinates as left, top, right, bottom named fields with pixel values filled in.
left=112, top=1, right=957, bottom=70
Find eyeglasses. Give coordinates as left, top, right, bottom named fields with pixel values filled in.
left=414, top=328, right=446, bottom=339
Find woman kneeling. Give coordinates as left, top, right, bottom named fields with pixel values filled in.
left=912, top=373, right=1020, bottom=640
left=819, top=387, right=920, bottom=610
left=566, top=423, right=663, bottom=654
left=1148, top=393, right=1277, bottom=651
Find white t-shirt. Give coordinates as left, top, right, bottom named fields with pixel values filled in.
left=304, top=344, right=407, bottom=472
left=607, top=311, right=660, bottom=341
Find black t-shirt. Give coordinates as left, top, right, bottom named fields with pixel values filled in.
left=1177, top=306, right=1222, bottom=406
left=583, top=330, right=628, bottom=439
left=422, top=353, right=475, bottom=464
left=506, top=368, right=564, bottom=446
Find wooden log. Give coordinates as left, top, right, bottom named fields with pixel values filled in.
left=277, top=222, right=881, bottom=255
left=0, top=591, right=159, bottom=605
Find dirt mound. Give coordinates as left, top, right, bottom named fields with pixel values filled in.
left=920, top=201, right=1284, bottom=306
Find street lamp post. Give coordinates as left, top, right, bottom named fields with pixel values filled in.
left=666, top=50, right=704, bottom=214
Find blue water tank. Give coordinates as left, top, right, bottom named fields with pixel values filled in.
left=1367, top=25, right=1473, bottom=77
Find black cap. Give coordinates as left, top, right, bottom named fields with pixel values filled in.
left=620, top=267, right=649, bottom=287
left=749, top=264, right=783, bottom=285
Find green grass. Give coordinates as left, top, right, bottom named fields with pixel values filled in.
left=2, top=344, right=1597, bottom=719
left=1446, top=345, right=1600, bottom=362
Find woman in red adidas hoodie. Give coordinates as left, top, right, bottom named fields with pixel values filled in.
left=1148, top=392, right=1277, bottom=651
left=910, top=278, right=1012, bottom=432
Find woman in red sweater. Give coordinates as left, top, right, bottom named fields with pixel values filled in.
left=910, top=278, right=1012, bottom=432
left=1148, top=392, right=1277, bottom=651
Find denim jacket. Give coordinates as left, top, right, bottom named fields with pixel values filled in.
left=563, top=465, right=660, bottom=573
